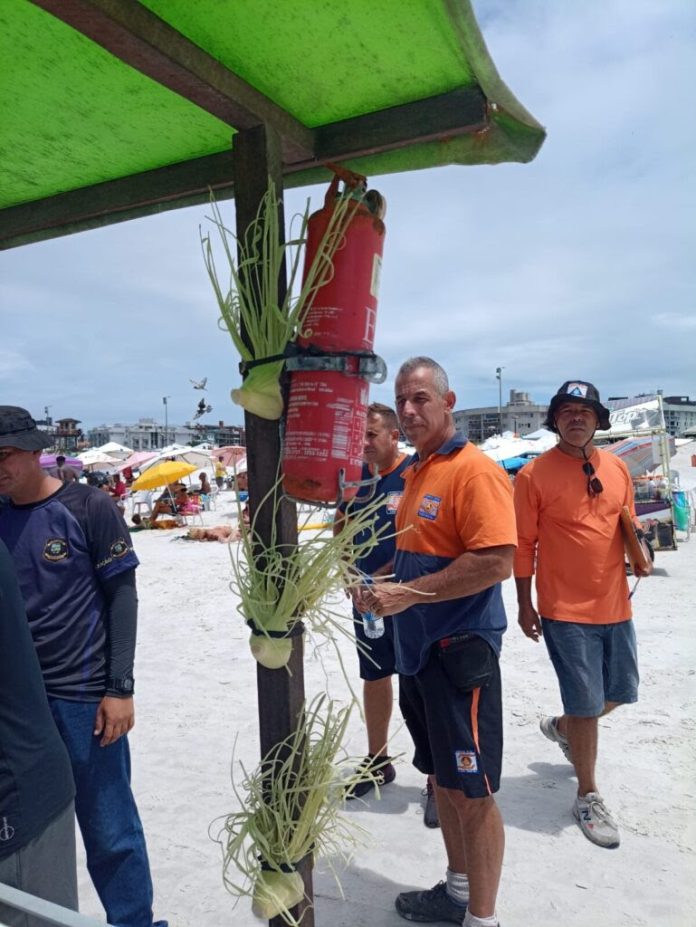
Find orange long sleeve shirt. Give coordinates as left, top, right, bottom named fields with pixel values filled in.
left=513, top=447, right=636, bottom=623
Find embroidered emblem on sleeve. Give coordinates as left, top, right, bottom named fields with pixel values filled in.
left=110, top=539, right=130, bottom=559
left=43, top=538, right=69, bottom=562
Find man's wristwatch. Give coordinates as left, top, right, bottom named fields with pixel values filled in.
left=106, top=675, right=135, bottom=696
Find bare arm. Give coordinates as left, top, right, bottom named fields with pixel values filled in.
left=515, top=575, right=542, bottom=642
left=363, top=545, right=515, bottom=617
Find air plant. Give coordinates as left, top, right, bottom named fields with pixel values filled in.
left=215, top=695, right=378, bottom=925
left=229, top=479, right=394, bottom=670
left=201, top=181, right=357, bottom=421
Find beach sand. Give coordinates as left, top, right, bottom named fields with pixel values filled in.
left=75, top=457, right=696, bottom=927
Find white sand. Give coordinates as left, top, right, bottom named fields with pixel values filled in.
left=74, top=482, right=696, bottom=927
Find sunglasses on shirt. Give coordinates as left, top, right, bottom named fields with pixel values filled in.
left=582, top=461, right=604, bottom=497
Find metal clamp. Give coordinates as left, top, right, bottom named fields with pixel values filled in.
left=285, top=351, right=387, bottom=384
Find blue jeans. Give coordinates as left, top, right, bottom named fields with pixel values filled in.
left=49, top=698, right=168, bottom=927
left=541, top=618, right=639, bottom=717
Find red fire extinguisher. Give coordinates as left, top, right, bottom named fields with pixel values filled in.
left=282, top=167, right=386, bottom=505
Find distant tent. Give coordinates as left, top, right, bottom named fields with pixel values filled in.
left=498, top=456, right=531, bottom=473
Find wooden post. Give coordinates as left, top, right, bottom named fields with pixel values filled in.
left=232, top=124, right=314, bottom=927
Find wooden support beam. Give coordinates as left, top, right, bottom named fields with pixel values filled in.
left=232, top=124, right=313, bottom=927
left=0, top=86, right=489, bottom=249
left=314, top=86, right=488, bottom=161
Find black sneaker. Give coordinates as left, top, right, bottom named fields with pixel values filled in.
left=395, top=881, right=467, bottom=923
left=345, top=754, right=396, bottom=800
left=422, top=779, right=440, bottom=829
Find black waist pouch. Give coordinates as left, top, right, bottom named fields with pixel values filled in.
left=437, top=633, right=495, bottom=692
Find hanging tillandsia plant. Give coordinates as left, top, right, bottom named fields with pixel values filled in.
left=214, top=695, right=378, bottom=925
left=201, top=180, right=358, bottom=420
left=228, top=477, right=396, bottom=670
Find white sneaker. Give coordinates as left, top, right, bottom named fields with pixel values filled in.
left=573, top=792, right=620, bottom=848
left=539, top=715, right=572, bottom=762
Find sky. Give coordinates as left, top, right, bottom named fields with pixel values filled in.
left=1, top=0, right=694, bottom=435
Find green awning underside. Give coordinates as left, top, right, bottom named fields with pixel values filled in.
left=0, top=0, right=545, bottom=248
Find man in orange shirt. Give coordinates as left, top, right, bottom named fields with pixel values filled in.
left=363, top=358, right=516, bottom=927
left=514, top=380, right=651, bottom=850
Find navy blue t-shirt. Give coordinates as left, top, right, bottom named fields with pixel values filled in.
left=0, top=483, right=139, bottom=700
left=0, top=540, right=74, bottom=859
left=341, top=455, right=411, bottom=577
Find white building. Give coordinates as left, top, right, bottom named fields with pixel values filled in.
left=454, top=390, right=548, bottom=442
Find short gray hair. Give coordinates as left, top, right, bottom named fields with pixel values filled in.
left=395, top=357, right=449, bottom=396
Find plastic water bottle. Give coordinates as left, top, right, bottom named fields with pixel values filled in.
left=360, top=574, right=384, bottom=638
left=362, top=610, right=384, bottom=639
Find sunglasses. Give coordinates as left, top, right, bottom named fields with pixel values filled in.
left=582, top=461, right=603, bottom=497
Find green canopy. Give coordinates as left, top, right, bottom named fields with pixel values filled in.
left=0, top=0, right=545, bottom=249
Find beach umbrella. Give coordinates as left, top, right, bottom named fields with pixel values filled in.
left=96, top=441, right=133, bottom=459
left=213, top=445, right=247, bottom=467
left=40, top=454, right=83, bottom=471
left=140, top=445, right=212, bottom=472
left=77, top=450, right=122, bottom=471
left=130, top=460, right=197, bottom=491
left=115, top=450, right=158, bottom=473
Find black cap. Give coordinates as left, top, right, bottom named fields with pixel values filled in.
left=544, top=381, right=611, bottom=433
left=0, top=406, right=52, bottom=451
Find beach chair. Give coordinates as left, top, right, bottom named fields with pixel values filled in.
left=202, top=485, right=219, bottom=511
left=132, top=490, right=154, bottom=518
left=178, top=495, right=204, bottom=526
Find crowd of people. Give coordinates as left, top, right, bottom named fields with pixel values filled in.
left=0, top=363, right=651, bottom=927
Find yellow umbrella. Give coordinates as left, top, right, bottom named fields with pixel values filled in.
left=130, top=460, right=197, bottom=491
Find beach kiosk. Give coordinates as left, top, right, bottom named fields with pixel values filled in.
left=0, top=3, right=545, bottom=923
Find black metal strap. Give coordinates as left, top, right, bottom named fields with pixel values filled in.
left=247, top=619, right=305, bottom=639
left=239, top=342, right=387, bottom=384
left=258, top=857, right=299, bottom=873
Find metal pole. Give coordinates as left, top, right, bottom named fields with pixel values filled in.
left=496, top=367, right=504, bottom=434
left=162, top=396, right=170, bottom=447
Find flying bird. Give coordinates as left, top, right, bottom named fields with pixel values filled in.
left=190, top=377, right=208, bottom=390
left=193, top=399, right=213, bottom=421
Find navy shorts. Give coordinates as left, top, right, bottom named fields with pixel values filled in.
left=399, top=635, right=502, bottom=797
left=353, top=608, right=396, bottom=681
left=541, top=618, right=639, bottom=717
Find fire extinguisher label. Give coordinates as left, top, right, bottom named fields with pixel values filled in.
left=370, top=254, right=382, bottom=299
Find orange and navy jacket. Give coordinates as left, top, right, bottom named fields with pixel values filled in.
left=394, top=434, right=517, bottom=675
left=513, top=446, right=635, bottom=623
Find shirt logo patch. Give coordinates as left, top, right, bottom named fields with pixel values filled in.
left=417, top=494, right=441, bottom=521
left=455, top=751, right=478, bottom=774
left=43, top=538, right=69, bottom=562
left=110, top=539, right=130, bottom=559
left=385, top=492, right=403, bottom=515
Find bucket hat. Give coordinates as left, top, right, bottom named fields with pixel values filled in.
left=544, top=381, right=611, bottom=433
left=0, top=406, right=52, bottom=450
